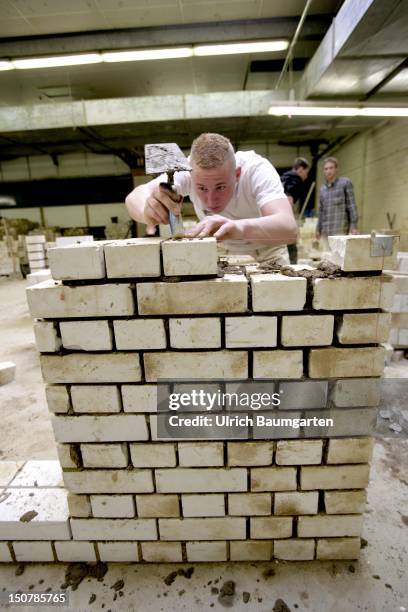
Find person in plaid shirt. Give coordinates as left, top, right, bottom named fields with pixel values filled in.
left=316, top=157, right=359, bottom=250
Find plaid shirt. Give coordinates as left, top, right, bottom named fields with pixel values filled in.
left=317, top=176, right=358, bottom=235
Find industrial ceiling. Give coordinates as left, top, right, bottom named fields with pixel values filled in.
left=0, top=0, right=407, bottom=164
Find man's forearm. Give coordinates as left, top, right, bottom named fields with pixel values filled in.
left=125, top=185, right=151, bottom=224
left=239, top=213, right=297, bottom=246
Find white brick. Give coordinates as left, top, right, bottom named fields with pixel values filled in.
left=178, top=442, right=224, bottom=467
left=182, top=494, right=225, bottom=517
left=298, top=515, right=363, bottom=537
left=324, top=490, right=367, bottom=514
left=33, top=320, right=61, bottom=352
left=316, top=537, right=360, bottom=559
left=45, top=385, right=70, bottom=413
left=137, top=274, right=248, bottom=315
left=281, top=315, right=334, bottom=346
left=169, top=317, right=221, bottom=348
left=337, top=313, right=391, bottom=344
left=159, top=517, right=245, bottom=540
left=228, top=442, right=273, bottom=466
left=331, top=378, right=380, bottom=407
left=0, top=361, right=16, bottom=385
left=71, top=518, right=157, bottom=540
left=13, top=542, right=54, bottom=562
left=228, top=493, right=271, bottom=516
left=41, top=353, right=141, bottom=383
left=30, top=260, right=46, bottom=268
left=60, top=320, right=113, bottom=351
left=186, top=541, right=227, bottom=561
left=313, top=276, right=395, bottom=310
left=98, top=541, right=139, bottom=561
left=90, top=495, right=135, bottom=518
left=276, top=440, right=323, bottom=465
left=251, top=517, right=292, bottom=539
left=0, top=461, right=23, bottom=487
left=25, top=235, right=45, bottom=244
left=328, top=235, right=398, bottom=272
left=71, top=385, right=121, bottom=413
left=63, top=469, right=153, bottom=494
left=142, top=541, right=183, bottom=562
left=274, top=492, right=318, bottom=515
left=251, top=467, right=297, bottom=492
left=230, top=541, right=272, bottom=561
left=274, top=539, right=314, bottom=560
left=253, top=350, right=303, bottom=379
left=55, top=541, right=96, bottom=562
left=48, top=243, right=105, bottom=280
left=309, top=347, right=385, bottom=378
left=104, top=238, right=162, bottom=278
left=144, top=350, right=247, bottom=381
left=301, top=465, right=370, bottom=490
left=162, top=238, right=218, bottom=276
left=53, top=415, right=148, bottom=443
left=114, top=319, right=166, bottom=349
left=327, top=438, right=374, bottom=464
left=26, top=280, right=134, bottom=318
left=122, top=385, right=157, bottom=412
left=57, top=444, right=80, bottom=469
left=136, top=494, right=179, bottom=517
left=81, top=443, right=129, bottom=468
left=130, top=443, right=176, bottom=467
left=28, top=251, right=46, bottom=261
left=155, top=468, right=247, bottom=493
left=0, top=542, right=13, bottom=562
left=225, top=316, right=277, bottom=348
left=251, top=273, right=306, bottom=311
left=67, top=493, right=91, bottom=517
left=9, top=460, right=62, bottom=487
left=0, top=488, right=70, bottom=540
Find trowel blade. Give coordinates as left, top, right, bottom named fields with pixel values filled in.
left=145, top=143, right=191, bottom=175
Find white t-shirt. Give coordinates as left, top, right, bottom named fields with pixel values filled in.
left=170, top=150, right=286, bottom=254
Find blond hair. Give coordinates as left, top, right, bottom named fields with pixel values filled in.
left=190, top=133, right=235, bottom=169
left=323, top=156, right=338, bottom=167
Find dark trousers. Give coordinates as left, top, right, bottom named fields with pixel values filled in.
left=288, top=243, right=298, bottom=264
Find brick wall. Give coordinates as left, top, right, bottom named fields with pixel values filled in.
left=0, top=234, right=397, bottom=563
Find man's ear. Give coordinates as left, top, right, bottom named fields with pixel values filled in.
left=235, top=167, right=242, bottom=180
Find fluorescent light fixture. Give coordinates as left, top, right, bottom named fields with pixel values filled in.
left=268, top=105, right=408, bottom=118
left=194, top=40, right=288, bottom=56
left=360, top=107, right=408, bottom=117
left=0, top=61, right=13, bottom=71
left=13, top=53, right=102, bottom=69
left=102, top=47, right=193, bottom=62
left=269, top=106, right=359, bottom=116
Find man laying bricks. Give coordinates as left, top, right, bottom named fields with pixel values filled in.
left=125, top=133, right=297, bottom=264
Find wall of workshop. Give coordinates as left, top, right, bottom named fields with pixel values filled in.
left=316, top=118, right=408, bottom=234
left=0, top=152, right=136, bottom=228
left=0, top=144, right=311, bottom=229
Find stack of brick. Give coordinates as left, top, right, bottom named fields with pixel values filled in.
left=25, top=235, right=46, bottom=273
left=0, top=235, right=398, bottom=563
left=388, top=252, right=408, bottom=349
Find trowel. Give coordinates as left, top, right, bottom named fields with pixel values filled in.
left=144, top=143, right=191, bottom=237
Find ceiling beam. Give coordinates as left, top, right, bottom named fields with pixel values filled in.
left=0, top=90, right=289, bottom=133
left=0, top=16, right=330, bottom=58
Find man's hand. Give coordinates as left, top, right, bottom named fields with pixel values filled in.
left=144, top=185, right=183, bottom=225
left=349, top=228, right=359, bottom=235
left=315, top=231, right=321, bottom=240
left=187, top=216, right=245, bottom=241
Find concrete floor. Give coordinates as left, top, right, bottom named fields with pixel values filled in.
left=0, top=276, right=407, bottom=612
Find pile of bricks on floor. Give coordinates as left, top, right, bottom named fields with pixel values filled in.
left=25, top=235, right=47, bottom=273
left=388, top=252, right=408, bottom=351
left=0, top=234, right=399, bottom=563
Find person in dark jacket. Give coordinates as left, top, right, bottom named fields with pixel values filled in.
left=280, top=157, right=310, bottom=263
